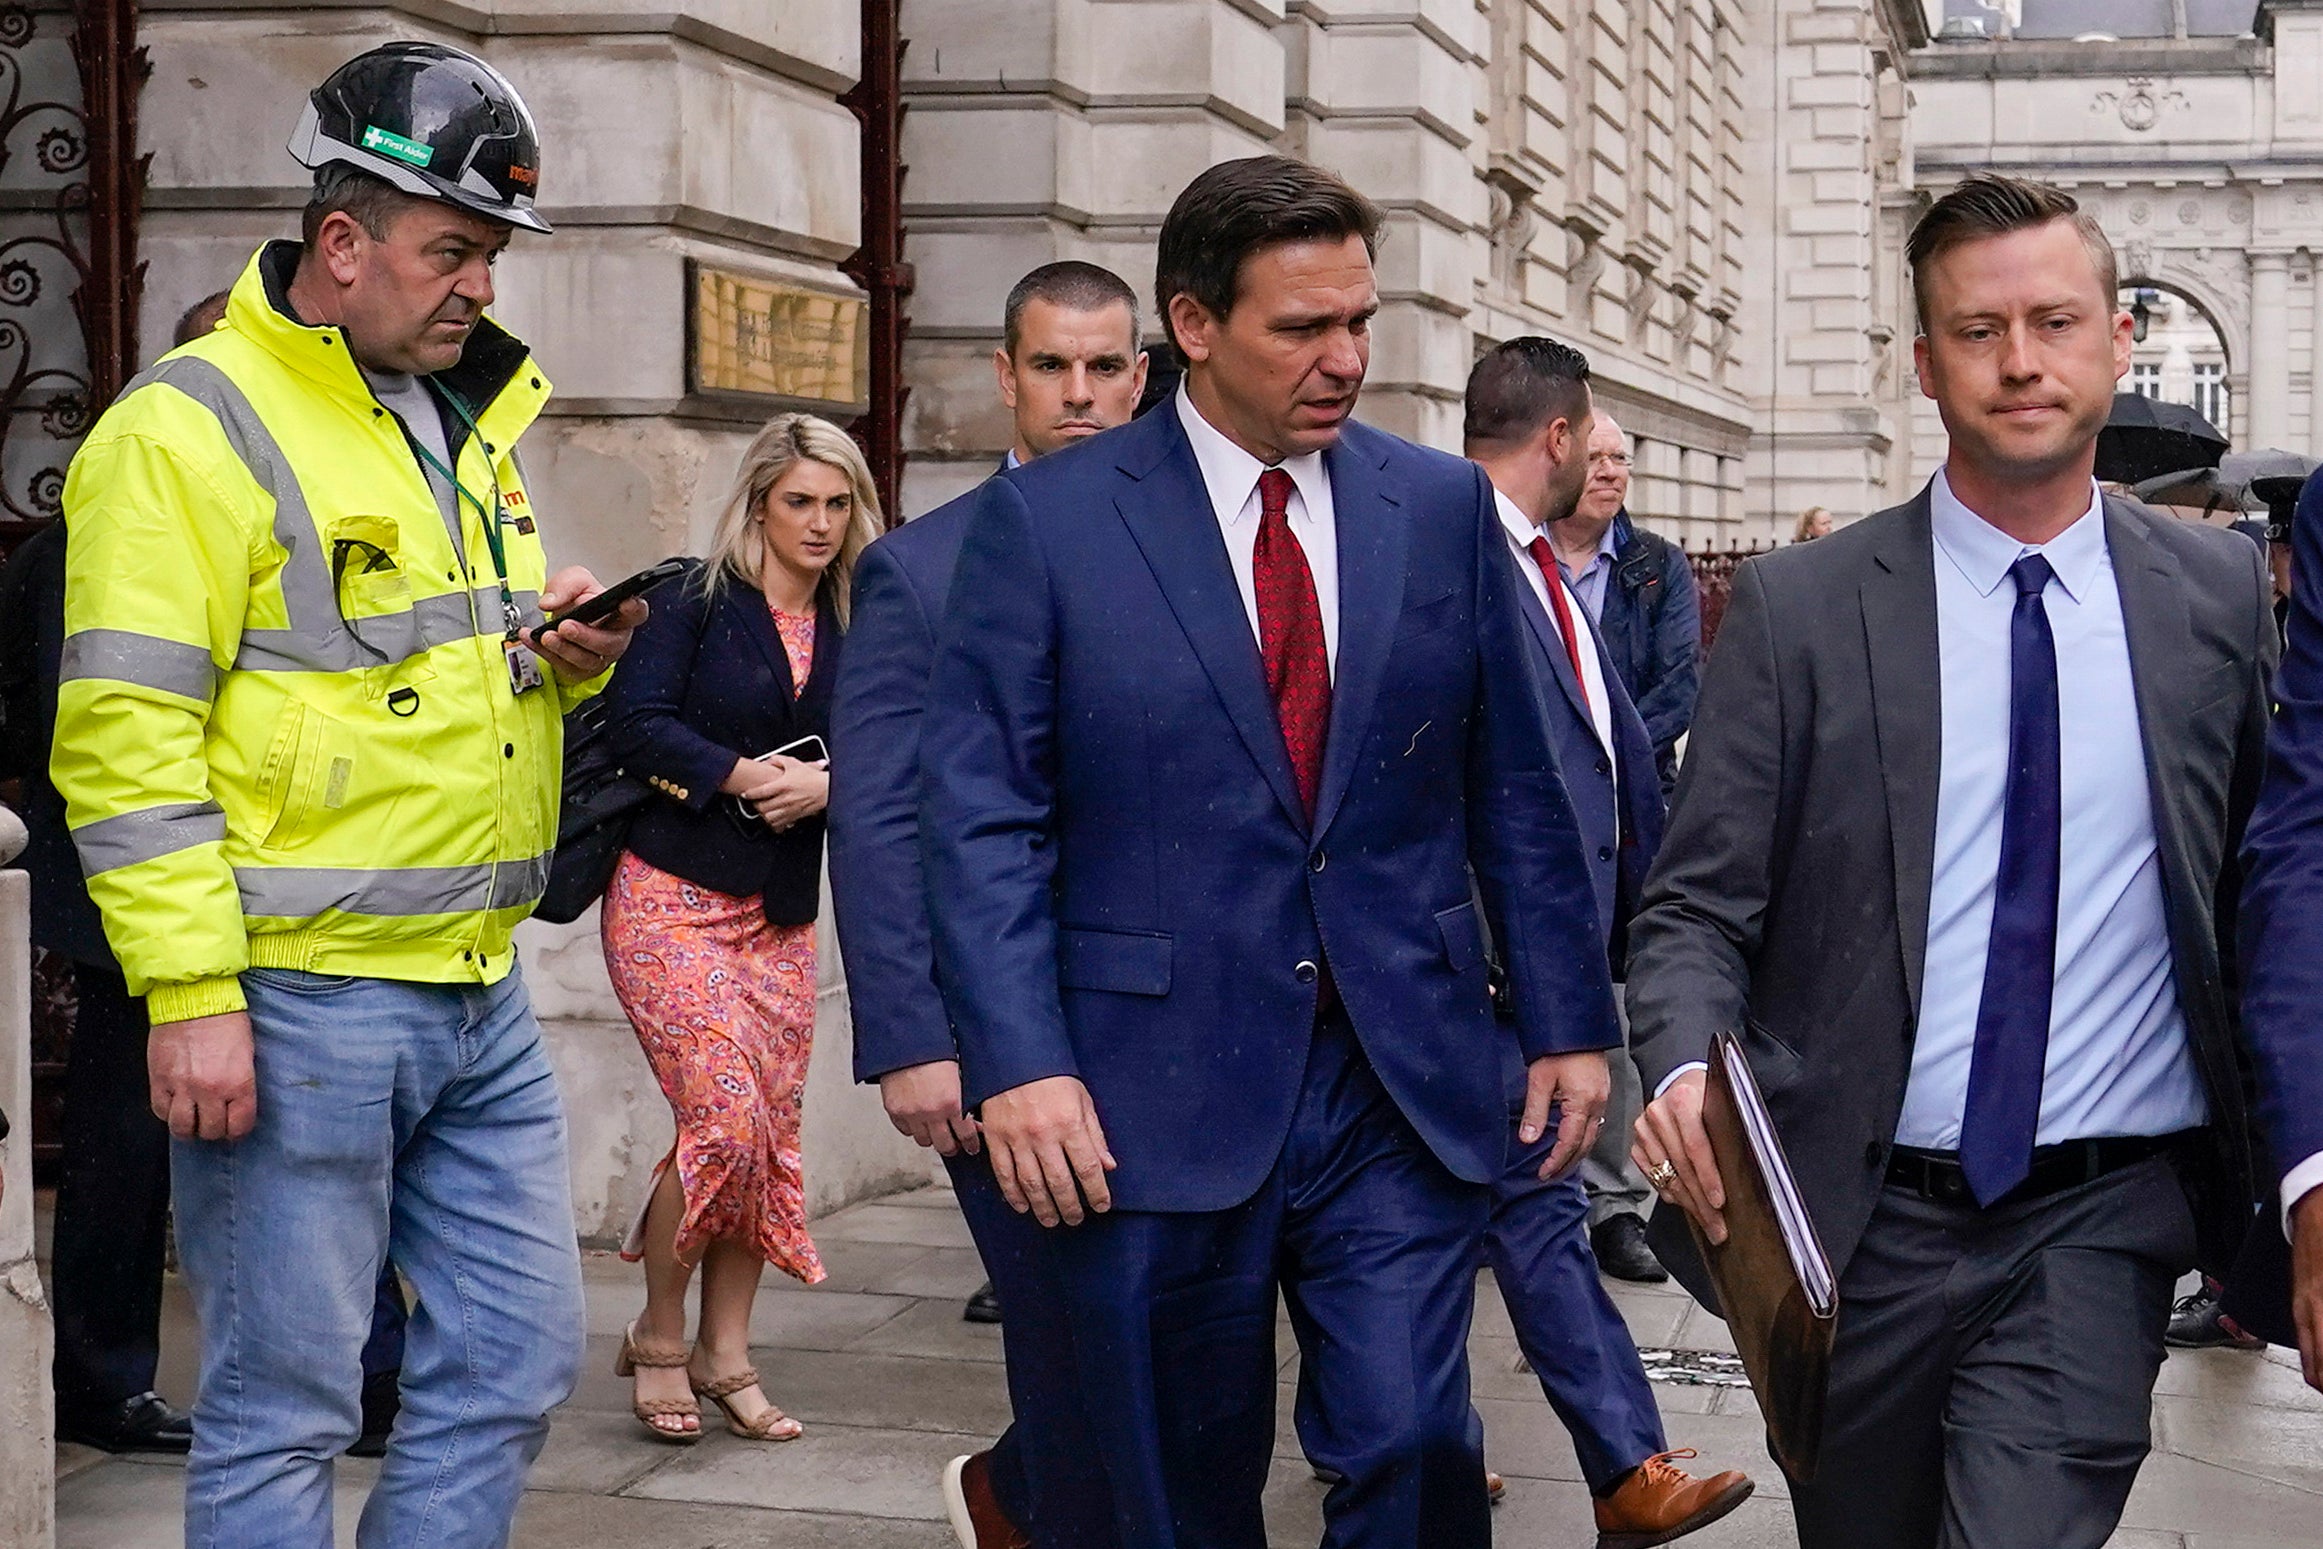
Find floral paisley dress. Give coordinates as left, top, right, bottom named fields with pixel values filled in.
left=602, top=605, right=826, bottom=1283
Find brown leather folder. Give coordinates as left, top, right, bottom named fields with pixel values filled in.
left=1682, top=1029, right=1839, bottom=1481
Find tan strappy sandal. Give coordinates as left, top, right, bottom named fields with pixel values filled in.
left=689, top=1362, right=803, bottom=1442
left=615, top=1319, right=701, bottom=1444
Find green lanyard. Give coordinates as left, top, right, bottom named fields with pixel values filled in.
left=404, top=381, right=522, bottom=642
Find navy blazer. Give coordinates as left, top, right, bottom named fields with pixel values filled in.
left=829, top=487, right=978, bottom=1082
left=1498, top=540, right=1665, bottom=1103
left=2238, top=463, right=2323, bottom=1209
left=600, top=559, right=839, bottom=927
left=920, top=406, right=1620, bottom=1213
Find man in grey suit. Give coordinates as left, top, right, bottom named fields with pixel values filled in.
left=1627, top=174, right=2277, bottom=1549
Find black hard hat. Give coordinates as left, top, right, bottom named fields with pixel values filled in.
left=289, top=42, right=550, bottom=234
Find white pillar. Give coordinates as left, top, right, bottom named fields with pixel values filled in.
left=2250, top=252, right=2292, bottom=450
left=2308, top=263, right=2323, bottom=458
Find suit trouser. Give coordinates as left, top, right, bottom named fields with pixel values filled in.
left=1579, top=994, right=1652, bottom=1227
left=1046, top=1012, right=1492, bottom=1549
left=944, top=1149, right=1117, bottom=1547
left=1793, top=1155, right=2196, bottom=1549
left=1481, top=1102, right=1666, bottom=1493
left=49, top=963, right=170, bottom=1420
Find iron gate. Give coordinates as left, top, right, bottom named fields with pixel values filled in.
left=0, top=0, right=146, bottom=1180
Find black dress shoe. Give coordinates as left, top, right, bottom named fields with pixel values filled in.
left=963, top=1279, right=1003, bottom=1324
left=1591, top=1213, right=1670, bottom=1284
left=2167, top=1279, right=2266, bottom=1351
left=347, top=1370, right=403, bottom=1458
left=57, top=1391, right=193, bottom=1455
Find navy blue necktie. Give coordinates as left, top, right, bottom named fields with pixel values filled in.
left=1959, top=552, right=2062, bottom=1206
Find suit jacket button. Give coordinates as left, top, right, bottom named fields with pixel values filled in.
left=1865, top=1141, right=1884, bottom=1168
left=1309, top=851, right=1327, bottom=874
left=1597, top=845, right=1614, bottom=861
left=1596, top=757, right=1611, bottom=776
left=1294, top=960, right=1319, bottom=984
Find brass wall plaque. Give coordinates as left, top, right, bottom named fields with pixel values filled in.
left=689, top=263, right=868, bottom=409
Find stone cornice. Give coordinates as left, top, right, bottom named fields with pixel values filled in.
left=1909, top=36, right=2266, bottom=80
left=138, top=1, right=858, bottom=97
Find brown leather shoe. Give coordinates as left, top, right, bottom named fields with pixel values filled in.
left=1593, top=1449, right=1754, bottom=1549
left=943, top=1451, right=1032, bottom=1549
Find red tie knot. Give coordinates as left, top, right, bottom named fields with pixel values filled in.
left=1258, top=468, right=1295, bottom=525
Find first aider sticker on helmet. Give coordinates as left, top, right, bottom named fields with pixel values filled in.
left=361, top=124, right=435, bottom=170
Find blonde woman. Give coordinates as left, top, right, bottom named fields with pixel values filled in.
left=1793, top=505, right=1834, bottom=542
left=597, top=415, right=881, bottom=1443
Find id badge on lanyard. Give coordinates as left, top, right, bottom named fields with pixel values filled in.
left=409, top=384, right=545, bottom=697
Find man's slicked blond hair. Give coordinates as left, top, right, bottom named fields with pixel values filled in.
left=1907, top=174, right=2117, bottom=336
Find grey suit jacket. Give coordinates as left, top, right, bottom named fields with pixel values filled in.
left=1626, top=485, right=2277, bottom=1306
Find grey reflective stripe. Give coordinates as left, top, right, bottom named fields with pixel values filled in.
left=236, top=852, right=554, bottom=919
left=58, top=629, right=218, bottom=702
left=131, top=357, right=541, bottom=677
left=71, top=800, right=228, bottom=875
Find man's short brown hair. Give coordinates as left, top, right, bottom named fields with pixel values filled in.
left=1907, top=174, right=2118, bottom=335
left=1154, top=156, right=1382, bottom=352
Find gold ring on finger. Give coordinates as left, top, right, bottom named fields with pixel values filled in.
left=1646, top=1160, right=1679, bottom=1192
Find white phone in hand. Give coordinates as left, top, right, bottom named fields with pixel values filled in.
left=730, top=735, right=830, bottom=820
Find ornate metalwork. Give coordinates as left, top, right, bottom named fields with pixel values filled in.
left=841, top=0, right=913, bottom=527
left=0, top=0, right=147, bottom=549
left=1688, top=542, right=1775, bottom=656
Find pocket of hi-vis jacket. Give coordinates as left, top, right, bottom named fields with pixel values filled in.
left=330, top=514, right=413, bottom=621
left=256, top=699, right=356, bottom=850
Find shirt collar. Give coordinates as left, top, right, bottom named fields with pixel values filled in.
left=1003, top=447, right=1022, bottom=470
left=1176, top=382, right=1329, bottom=524
left=1929, top=467, right=2107, bottom=604
left=1493, top=488, right=1544, bottom=553
left=1589, top=518, right=1621, bottom=565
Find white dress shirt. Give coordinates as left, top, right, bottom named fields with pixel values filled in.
left=1896, top=471, right=2206, bottom=1149
left=1176, top=386, right=1340, bottom=675
left=1497, top=490, right=1615, bottom=760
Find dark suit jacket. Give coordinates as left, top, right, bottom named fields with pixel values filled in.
left=1628, top=486, right=2276, bottom=1304
left=829, top=488, right=978, bottom=1083
left=601, top=559, right=839, bottom=928
left=2238, top=461, right=2323, bottom=1208
left=0, top=522, right=114, bottom=965
left=921, top=406, right=1619, bottom=1214
left=1498, top=541, right=1665, bottom=1104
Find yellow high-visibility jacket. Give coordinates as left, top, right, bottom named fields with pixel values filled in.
left=52, top=242, right=604, bottom=1024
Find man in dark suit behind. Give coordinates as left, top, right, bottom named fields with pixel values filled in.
left=1455, top=337, right=1753, bottom=1542
left=1627, top=175, right=2277, bottom=1548
left=921, top=156, right=1619, bottom=1547
left=829, top=259, right=1146, bottom=1546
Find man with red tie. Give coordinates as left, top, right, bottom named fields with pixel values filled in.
left=1461, top=337, right=1753, bottom=1542
left=920, top=157, right=1620, bottom=1545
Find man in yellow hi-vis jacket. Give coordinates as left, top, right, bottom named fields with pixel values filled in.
left=50, top=44, right=644, bottom=1549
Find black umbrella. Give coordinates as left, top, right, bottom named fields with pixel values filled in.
left=2095, top=393, right=2228, bottom=485
left=2133, top=449, right=2318, bottom=518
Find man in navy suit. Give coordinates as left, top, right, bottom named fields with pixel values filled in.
left=830, top=260, right=1145, bottom=1546
left=1461, top=338, right=1753, bottom=1542
left=2236, top=459, right=2323, bottom=1394
left=921, top=155, right=1620, bottom=1547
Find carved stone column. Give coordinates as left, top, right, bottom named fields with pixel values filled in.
left=2250, top=252, right=2292, bottom=450
left=2308, top=260, right=2323, bottom=459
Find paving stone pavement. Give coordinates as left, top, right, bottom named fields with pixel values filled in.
left=50, top=1181, right=2323, bottom=1548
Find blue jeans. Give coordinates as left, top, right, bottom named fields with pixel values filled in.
left=171, top=964, right=585, bottom=1549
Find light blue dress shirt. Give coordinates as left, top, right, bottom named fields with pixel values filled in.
left=1896, top=472, right=2207, bottom=1150
left=1557, top=519, right=1623, bottom=624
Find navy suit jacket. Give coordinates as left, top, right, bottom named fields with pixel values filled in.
left=1499, top=540, right=1664, bottom=1103
left=600, top=560, right=839, bottom=927
left=829, top=487, right=979, bottom=1083
left=2238, top=464, right=2323, bottom=1206
left=920, top=405, right=1619, bottom=1213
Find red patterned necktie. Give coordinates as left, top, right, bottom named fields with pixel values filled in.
left=1527, top=536, right=1591, bottom=716
left=1254, top=468, right=1331, bottom=820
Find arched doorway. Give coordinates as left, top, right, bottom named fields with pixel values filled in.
left=2119, top=282, right=2235, bottom=442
